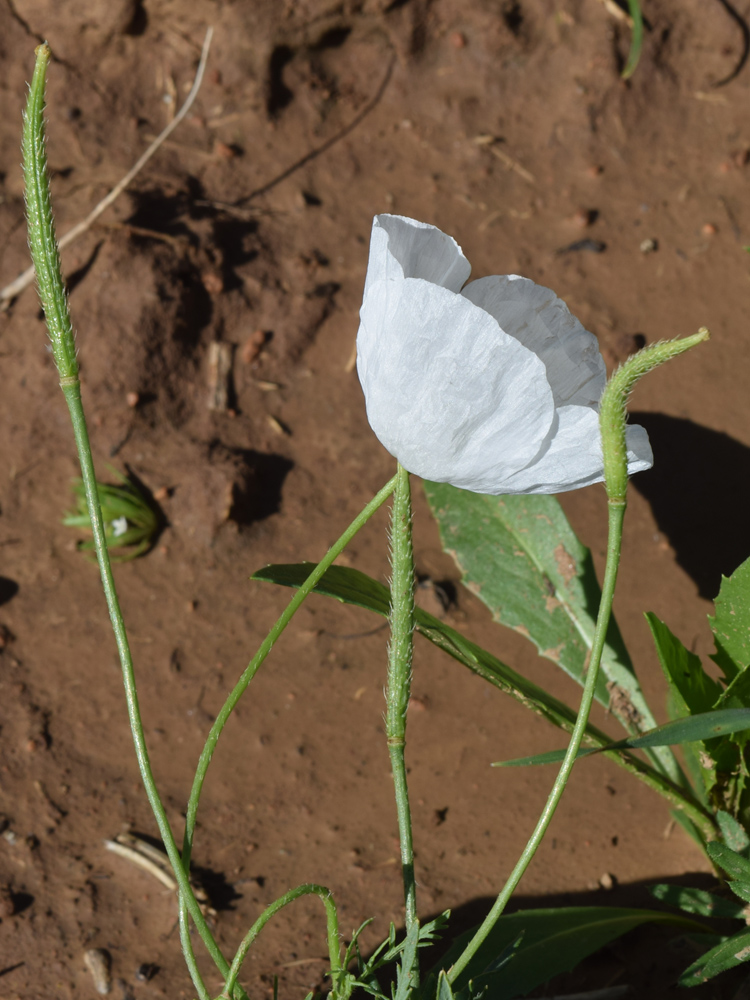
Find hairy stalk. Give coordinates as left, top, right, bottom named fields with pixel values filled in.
left=178, top=475, right=397, bottom=984
left=22, top=43, right=227, bottom=1000
left=447, top=329, right=710, bottom=987
left=386, top=464, right=419, bottom=990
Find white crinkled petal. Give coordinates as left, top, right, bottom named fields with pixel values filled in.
left=497, top=406, right=653, bottom=495
left=358, top=275, right=555, bottom=490
left=363, top=215, right=472, bottom=301
left=461, top=275, right=606, bottom=408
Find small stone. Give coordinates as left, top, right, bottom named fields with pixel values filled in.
left=213, top=140, right=238, bottom=159
left=639, top=237, right=658, bottom=254
left=240, top=330, right=267, bottom=365
left=153, top=486, right=169, bottom=502
left=570, top=208, right=596, bottom=228
left=0, top=883, right=15, bottom=917
left=0, top=624, right=14, bottom=650
left=734, top=148, right=750, bottom=168
left=586, top=164, right=603, bottom=177
left=702, top=222, right=718, bottom=236
left=84, top=948, right=112, bottom=995
left=135, top=963, right=158, bottom=982
left=599, top=872, right=616, bottom=890
left=449, top=31, right=467, bottom=48
left=201, top=270, right=224, bottom=295
left=125, top=391, right=139, bottom=408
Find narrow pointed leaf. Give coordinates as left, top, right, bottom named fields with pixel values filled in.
left=707, top=841, right=750, bottom=881
left=423, top=483, right=680, bottom=782
left=645, top=613, right=722, bottom=715
left=253, top=563, right=714, bottom=833
left=493, top=708, right=750, bottom=767
left=679, top=927, right=750, bottom=986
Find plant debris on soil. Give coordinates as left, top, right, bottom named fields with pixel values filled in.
left=2, top=1, right=750, bottom=997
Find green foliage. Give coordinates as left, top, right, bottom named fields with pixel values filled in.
left=422, top=483, right=680, bottom=781
left=493, top=709, right=750, bottom=768
left=427, top=907, right=703, bottom=999
left=63, top=468, right=159, bottom=561
left=655, top=837, right=750, bottom=987
left=711, top=558, right=750, bottom=677
left=646, top=557, right=750, bottom=829
left=621, top=0, right=644, bottom=80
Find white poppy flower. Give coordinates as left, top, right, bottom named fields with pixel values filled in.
left=356, top=214, right=652, bottom=495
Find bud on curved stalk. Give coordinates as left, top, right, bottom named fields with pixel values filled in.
left=599, top=328, right=710, bottom=502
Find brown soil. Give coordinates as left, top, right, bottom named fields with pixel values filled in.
left=1, top=1, right=749, bottom=997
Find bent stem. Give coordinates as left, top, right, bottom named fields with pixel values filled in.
left=221, top=884, right=340, bottom=1000
left=387, top=464, right=420, bottom=988
left=23, top=43, right=227, bottom=1000
left=178, top=475, right=397, bottom=986
left=448, top=498, right=626, bottom=985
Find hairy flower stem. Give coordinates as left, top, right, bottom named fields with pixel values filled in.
left=387, top=464, right=419, bottom=987
left=23, top=43, right=225, bottom=1000
left=448, top=330, right=710, bottom=987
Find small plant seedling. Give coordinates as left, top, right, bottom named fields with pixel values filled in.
left=63, top=468, right=159, bottom=560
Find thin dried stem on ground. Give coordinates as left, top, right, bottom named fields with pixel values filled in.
left=0, top=26, right=213, bottom=308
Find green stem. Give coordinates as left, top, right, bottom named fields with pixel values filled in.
left=178, top=475, right=397, bottom=983
left=386, top=464, right=419, bottom=987
left=221, top=885, right=340, bottom=1000
left=448, top=498, right=626, bottom=985
left=23, top=43, right=235, bottom=1000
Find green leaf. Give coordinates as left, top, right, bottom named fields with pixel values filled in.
left=436, top=972, right=454, bottom=1000
left=711, top=557, right=750, bottom=678
left=679, top=927, right=750, bottom=986
left=493, top=709, right=750, bottom=767
left=422, top=484, right=679, bottom=781
left=707, top=841, right=750, bottom=882
left=728, top=882, right=750, bottom=904
left=430, top=907, right=704, bottom=999
left=650, top=884, right=746, bottom=920
left=645, top=613, right=722, bottom=715
left=717, top=810, right=750, bottom=855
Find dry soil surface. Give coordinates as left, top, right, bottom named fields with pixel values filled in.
left=2, top=1, right=750, bottom=998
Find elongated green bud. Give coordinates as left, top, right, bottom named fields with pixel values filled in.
left=599, top=328, right=710, bottom=501
left=22, top=43, right=79, bottom=381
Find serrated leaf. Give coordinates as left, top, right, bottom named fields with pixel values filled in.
left=650, top=884, right=746, bottom=919
left=423, top=483, right=679, bottom=782
left=679, top=927, right=750, bottom=985
left=710, top=557, right=750, bottom=677
left=493, top=709, right=750, bottom=767
left=430, top=907, right=703, bottom=999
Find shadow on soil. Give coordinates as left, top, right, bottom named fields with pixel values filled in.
left=631, top=412, right=750, bottom=599
left=370, top=873, right=742, bottom=999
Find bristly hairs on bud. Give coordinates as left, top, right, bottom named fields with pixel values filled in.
left=599, top=328, right=709, bottom=502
